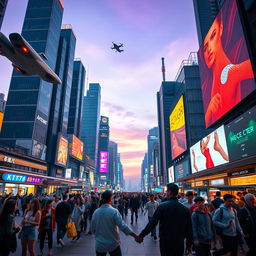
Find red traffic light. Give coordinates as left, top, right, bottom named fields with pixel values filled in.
left=21, top=46, right=28, bottom=53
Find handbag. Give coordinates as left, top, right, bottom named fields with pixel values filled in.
left=66, top=221, right=77, bottom=238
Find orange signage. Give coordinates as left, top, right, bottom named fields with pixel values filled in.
left=230, top=175, right=256, bottom=186
left=56, top=135, right=68, bottom=166
left=71, top=135, right=83, bottom=160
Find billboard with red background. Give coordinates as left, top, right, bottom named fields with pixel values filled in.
left=198, top=0, right=255, bottom=128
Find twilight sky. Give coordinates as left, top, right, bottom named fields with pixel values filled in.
left=0, top=0, right=199, bottom=187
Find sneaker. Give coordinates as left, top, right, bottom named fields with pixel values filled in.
left=58, top=239, right=65, bottom=246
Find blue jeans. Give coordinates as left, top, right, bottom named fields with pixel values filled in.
left=96, top=245, right=122, bottom=256
left=148, top=216, right=156, bottom=236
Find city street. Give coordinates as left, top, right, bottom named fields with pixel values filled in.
left=13, top=211, right=161, bottom=256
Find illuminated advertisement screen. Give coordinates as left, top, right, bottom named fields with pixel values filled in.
left=56, top=135, right=68, bottom=166
left=99, top=151, right=108, bottom=173
left=190, top=125, right=229, bottom=173
left=170, top=96, right=187, bottom=159
left=225, top=106, right=256, bottom=161
left=174, top=160, right=190, bottom=180
left=168, top=166, right=174, bottom=183
left=198, top=0, right=255, bottom=128
left=71, top=135, right=84, bottom=160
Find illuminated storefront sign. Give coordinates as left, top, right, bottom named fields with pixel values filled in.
left=210, top=178, right=225, bottom=186
left=2, top=173, right=42, bottom=184
left=230, top=175, right=256, bottom=186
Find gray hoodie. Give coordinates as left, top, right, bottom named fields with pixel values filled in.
left=213, top=204, right=243, bottom=237
left=192, top=209, right=215, bottom=244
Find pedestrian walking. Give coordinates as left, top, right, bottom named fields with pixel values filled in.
left=38, top=199, right=55, bottom=256
left=117, top=194, right=125, bottom=219
left=0, top=199, right=20, bottom=256
left=144, top=194, right=159, bottom=240
left=211, top=192, right=224, bottom=210
left=72, top=196, right=85, bottom=241
left=238, top=193, right=256, bottom=256
left=81, top=196, right=90, bottom=233
left=138, top=183, right=193, bottom=256
left=183, top=191, right=194, bottom=209
left=88, top=192, right=99, bottom=234
left=192, top=197, right=216, bottom=256
left=129, top=193, right=140, bottom=225
left=20, top=198, right=41, bottom=256
left=92, top=190, right=140, bottom=256
left=213, top=193, right=244, bottom=256
left=55, top=194, right=72, bottom=247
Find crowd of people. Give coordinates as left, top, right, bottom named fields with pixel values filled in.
left=0, top=186, right=255, bottom=256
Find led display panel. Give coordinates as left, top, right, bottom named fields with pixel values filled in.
left=174, top=160, right=190, bottom=180
left=225, top=106, right=256, bottom=161
left=170, top=96, right=187, bottom=159
left=56, top=135, right=68, bottom=166
left=168, top=166, right=174, bottom=183
left=198, top=0, right=255, bottom=128
left=99, top=151, right=109, bottom=173
left=190, top=125, right=229, bottom=173
left=71, top=135, right=84, bottom=160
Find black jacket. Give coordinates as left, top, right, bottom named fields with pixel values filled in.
left=55, top=201, right=72, bottom=221
left=129, top=197, right=140, bottom=210
left=211, top=197, right=224, bottom=209
left=238, top=205, right=256, bottom=238
left=140, top=197, right=192, bottom=249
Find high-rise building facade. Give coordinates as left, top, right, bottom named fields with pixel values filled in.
left=147, top=127, right=158, bottom=190
left=46, top=25, right=76, bottom=176
left=193, top=0, right=224, bottom=45
left=97, top=116, right=109, bottom=185
left=0, top=0, right=8, bottom=29
left=0, top=93, right=5, bottom=113
left=0, top=0, right=63, bottom=160
left=116, top=153, right=124, bottom=190
left=81, top=83, right=101, bottom=162
left=68, top=59, right=86, bottom=138
left=108, top=141, right=117, bottom=186
left=141, top=153, right=148, bottom=192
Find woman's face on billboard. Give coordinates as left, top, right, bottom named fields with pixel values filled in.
left=203, top=18, right=223, bottom=68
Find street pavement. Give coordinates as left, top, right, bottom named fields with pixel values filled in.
left=12, top=209, right=161, bottom=256
left=10, top=209, right=247, bottom=256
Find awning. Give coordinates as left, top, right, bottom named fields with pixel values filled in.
left=0, top=168, right=77, bottom=184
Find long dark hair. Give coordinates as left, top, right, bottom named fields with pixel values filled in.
left=30, top=198, right=40, bottom=216
left=0, top=199, right=17, bottom=224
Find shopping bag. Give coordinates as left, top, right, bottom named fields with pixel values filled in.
left=66, top=221, right=77, bottom=238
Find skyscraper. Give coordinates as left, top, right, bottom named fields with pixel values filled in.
left=0, top=0, right=63, bottom=159
left=81, top=83, right=101, bottom=161
left=97, top=116, right=110, bottom=185
left=108, top=141, right=118, bottom=186
left=46, top=25, right=76, bottom=176
left=193, top=0, right=224, bottom=45
left=147, top=127, right=158, bottom=190
left=0, top=93, right=5, bottom=113
left=0, top=0, right=8, bottom=29
left=141, top=153, right=148, bottom=192
left=68, top=59, right=86, bottom=138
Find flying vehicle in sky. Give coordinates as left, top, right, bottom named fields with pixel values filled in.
left=111, top=42, right=124, bottom=53
left=0, top=32, right=62, bottom=84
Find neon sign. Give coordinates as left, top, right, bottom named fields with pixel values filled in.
left=2, top=173, right=42, bottom=184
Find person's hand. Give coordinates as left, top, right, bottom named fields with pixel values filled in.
left=135, top=235, right=143, bottom=243
left=226, top=221, right=232, bottom=228
left=208, top=93, right=222, bottom=116
left=194, top=240, right=200, bottom=246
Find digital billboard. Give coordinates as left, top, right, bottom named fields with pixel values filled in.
left=168, top=166, right=174, bottom=183
left=0, top=112, right=4, bottom=132
left=99, top=151, right=108, bottom=173
left=71, top=135, right=84, bottom=160
left=174, top=160, right=190, bottom=180
left=32, top=140, right=46, bottom=160
left=225, top=106, right=256, bottom=161
left=190, top=125, right=229, bottom=173
left=170, top=96, right=187, bottom=159
left=198, top=0, right=255, bottom=128
left=56, top=135, right=68, bottom=166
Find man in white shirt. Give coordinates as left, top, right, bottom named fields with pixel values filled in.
left=144, top=194, right=159, bottom=240
left=92, top=191, right=140, bottom=256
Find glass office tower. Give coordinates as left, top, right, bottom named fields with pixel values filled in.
left=68, top=59, right=86, bottom=138
left=0, top=0, right=63, bottom=160
left=81, top=83, right=101, bottom=161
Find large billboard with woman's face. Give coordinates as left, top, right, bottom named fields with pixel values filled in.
left=198, top=0, right=255, bottom=128
left=170, top=96, right=187, bottom=160
left=190, top=125, right=229, bottom=173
